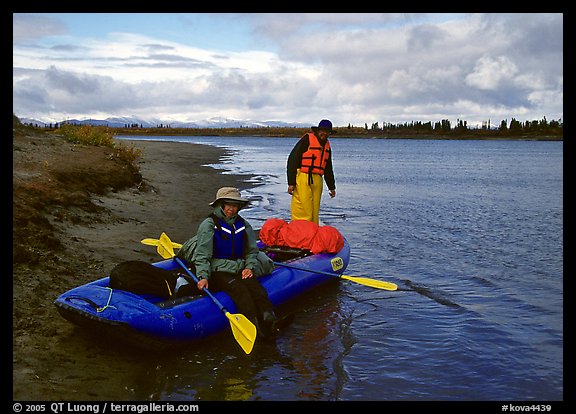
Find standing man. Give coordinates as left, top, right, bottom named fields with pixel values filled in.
left=287, top=119, right=336, bottom=224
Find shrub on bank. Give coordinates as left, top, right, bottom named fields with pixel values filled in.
left=58, top=123, right=142, bottom=164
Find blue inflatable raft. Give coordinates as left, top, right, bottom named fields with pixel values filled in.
left=54, top=239, right=350, bottom=349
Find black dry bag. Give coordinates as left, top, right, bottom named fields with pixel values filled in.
left=109, top=260, right=178, bottom=298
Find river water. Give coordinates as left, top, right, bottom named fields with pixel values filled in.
left=115, top=135, right=563, bottom=402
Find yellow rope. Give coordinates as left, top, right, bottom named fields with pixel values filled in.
left=165, top=279, right=173, bottom=297
left=97, top=287, right=118, bottom=312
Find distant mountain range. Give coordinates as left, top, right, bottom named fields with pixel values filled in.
left=20, top=116, right=310, bottom=129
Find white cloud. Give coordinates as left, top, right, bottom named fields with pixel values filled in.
left=13, top=13, right=563, bottom=126
left=465, top=56, right=519, bottom=91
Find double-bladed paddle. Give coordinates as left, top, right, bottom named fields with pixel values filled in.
left=142, top=234, right=399, bottom=293
left=146, top=232, right=257, bottom=354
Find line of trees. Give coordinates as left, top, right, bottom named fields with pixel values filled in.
left=359, top=117, right=562, bottom=136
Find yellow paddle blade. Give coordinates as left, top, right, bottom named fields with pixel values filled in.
left=141, top=238, right=160, bottom=246
left=340, top=275, right=398, bottom=291
left=157, top=232, right=176, bottom=259
left=140, top=238, right=183, bottom=248
left=225, top=312, right=257, bottom=354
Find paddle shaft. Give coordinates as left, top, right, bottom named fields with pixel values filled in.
left=173, top=257, right=227, bottom=313
left=273, top=261, right=398, bottom=291
left=273, top=261, right=351, bottom=281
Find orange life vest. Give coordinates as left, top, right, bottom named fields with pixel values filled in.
left=300, top=133, right=331, bottom=175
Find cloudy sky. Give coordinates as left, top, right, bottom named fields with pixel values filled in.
left=13, top=13, right=563, bottom=128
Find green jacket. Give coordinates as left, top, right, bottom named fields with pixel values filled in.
left=192, top=206, right=260, bottom=280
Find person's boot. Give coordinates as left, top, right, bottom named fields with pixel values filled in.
left=250, top=317, right=265, bottom=338
left=260, top=310, right=279, bottom=339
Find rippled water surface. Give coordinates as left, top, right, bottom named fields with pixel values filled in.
left=117, top=136, right=563, bottom=401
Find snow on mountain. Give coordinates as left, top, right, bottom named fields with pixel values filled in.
left=19, top=116, right=309, bottom=129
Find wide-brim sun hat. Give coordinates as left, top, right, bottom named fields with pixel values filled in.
left=209, top=187, right=250, bottom=207
left=311, top=119, right=336, bottom=134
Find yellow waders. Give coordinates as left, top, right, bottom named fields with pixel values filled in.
left=291, top=169, right=323, bottom=224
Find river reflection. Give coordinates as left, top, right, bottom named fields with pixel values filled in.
left=119, top=282, right=346, bottom=401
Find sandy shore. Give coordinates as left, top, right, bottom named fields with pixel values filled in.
left=13, top=133, right=256, bottom=400
left=65, top=139, right=258, bottom=266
